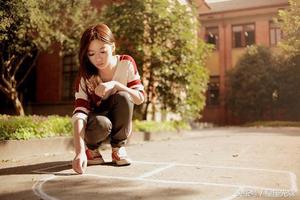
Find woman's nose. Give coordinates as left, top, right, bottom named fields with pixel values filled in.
left=95, top=53, right=102, bottom=61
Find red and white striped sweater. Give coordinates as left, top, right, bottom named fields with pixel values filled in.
left=72, top=55, right=145, bottom=123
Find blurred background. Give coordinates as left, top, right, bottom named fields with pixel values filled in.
left=0, top=0, right=299, bottom=129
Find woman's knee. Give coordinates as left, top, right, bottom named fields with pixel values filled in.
left=95, top=116, right=112, bottom=132
left=86, top=114, right=112, bottom=137
left=114, top=91, right=132, bottom=105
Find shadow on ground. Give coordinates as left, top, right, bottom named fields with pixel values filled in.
left=0, top=161, right=72, bottom=176
left=0, top=161, right=202, bottom=200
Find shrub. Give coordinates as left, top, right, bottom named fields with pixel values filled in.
left=276, top=55, right=300, bottom=120
left=133, top=120, right=191, bottom=133
left=0, top=115, right=72, bottom=140
left=0, top=115, right=190, bottom=140
left=227, top=45, right=278, bottom=122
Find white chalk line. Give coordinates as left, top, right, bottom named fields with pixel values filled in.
left=137, top=163, right=176, bottom=178
left=32, top=175, right=59, bottom=200
left=134, top=160, right=298, bottom=198
left=133, top=160, right=293, bottom=174
left=32, top=160, right=298, bottom=200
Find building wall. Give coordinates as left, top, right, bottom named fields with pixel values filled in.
left=36, top=43, right=62, bottom=103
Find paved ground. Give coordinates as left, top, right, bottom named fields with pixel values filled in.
left=0, top=127, right=299, bottom=200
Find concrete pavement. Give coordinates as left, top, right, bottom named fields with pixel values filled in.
left=0, top=127, right=299, bottom=200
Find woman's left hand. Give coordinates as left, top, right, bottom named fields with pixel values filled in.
left=95, top=81, right=119, bottom=98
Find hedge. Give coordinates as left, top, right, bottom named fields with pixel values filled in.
left=0, top=115, right=191, bottom=140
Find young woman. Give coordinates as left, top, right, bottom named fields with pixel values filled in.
left=72, top=23, right=145, bottom=174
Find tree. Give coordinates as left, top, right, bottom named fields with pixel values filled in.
left=0, top=0, right=101, bottom=115
left=276, top=0, right=300, bottom=120
left=227, top=46, right=278, bottom=122
left=276, top=55, right=300, bottom=120
left=101, top=0, right=210, bottom=120
left=278, top=0, right=300, bottom=56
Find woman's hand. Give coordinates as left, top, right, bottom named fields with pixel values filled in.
left=95, top=81, right=119, bottom=99
left=72, top=151, right=87, bottom=174
left=86, top=75, right=101, bottom=93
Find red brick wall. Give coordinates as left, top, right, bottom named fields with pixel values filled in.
left=36, top=43, right=62, bottom=102
left=256, top=20, right=270, bottom=47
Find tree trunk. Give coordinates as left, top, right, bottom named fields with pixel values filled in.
left=12, top=92, right=25, bottom=116
left=143, top=70, right=154, bottom=120
left=143, top=95, right=151, bottom=120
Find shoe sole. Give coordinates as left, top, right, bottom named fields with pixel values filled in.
left=112, top=159, right=131, bottom=166
left=87, top=159, right=105, bottom=165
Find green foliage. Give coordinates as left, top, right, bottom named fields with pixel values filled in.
left=228, top=45, right=300, bottom=122
left=0, top=115, right=190, bottom=140
left=0, top=0, right=100, bottom=55
left=133, top=120, right=191, bottom=133
left=101, top=0, right=210, bottom=120
left=275, top=0, right=300, bottom=119
left=276, top=55, right=300, bottom=119
left=278, top=0, right=300, bottom=56
left=0, top=0, right=102, bottom=115
left=227, top=46, right=278, bottom=121
left=0, top=115, right=72, bottom=140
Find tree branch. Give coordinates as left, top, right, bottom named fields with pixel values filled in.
left=4, top=55, right=16, bottom=73
left=1, top=73, right=11, bottom=89
left=12, top=53, right=28, bottom=77
left=0, top=84, right=10, bottom=96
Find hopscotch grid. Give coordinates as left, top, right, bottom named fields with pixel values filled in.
left=137, top=163, right=175, bottom=179
left=32, top=175, right=59, bottom=200
left=32, top=160, right=298, bottom=200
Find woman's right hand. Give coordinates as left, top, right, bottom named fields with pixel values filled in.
left=72, top=151, right=87, bottom=174
left=86, top=75, right=101, bottom=93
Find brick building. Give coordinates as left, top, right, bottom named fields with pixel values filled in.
left=198, top=0, right=289, bottom=124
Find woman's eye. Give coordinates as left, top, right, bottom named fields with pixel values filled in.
left=88, top=53, right=94, bottom=56
left=100, top=51, right=106, bottom=54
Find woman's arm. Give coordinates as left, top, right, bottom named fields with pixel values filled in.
left=115, top=81, right=144, bottom=105
left=72, top=119, right=87, bottom=174
left=95, top=81, right=144, bottom=105
left=73, top=119, right=86, bottom=154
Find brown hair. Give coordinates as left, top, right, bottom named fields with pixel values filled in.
left=78, top=23, right=115, bottom=79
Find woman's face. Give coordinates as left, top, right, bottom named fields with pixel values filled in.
left=87, top=39, right=114, bottom=70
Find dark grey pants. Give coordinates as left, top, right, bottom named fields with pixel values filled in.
left=85, top=91, right=134, bottom=149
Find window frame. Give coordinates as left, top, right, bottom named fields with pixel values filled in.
left=62, top=54, right=79, bottom=101
left=205, top=26, right=219, bottom=50
left=269, top=20, right=282, bottom=47
left=232, top=23, right=256, bottom=48
left=206, top=75, right=220, bottom=106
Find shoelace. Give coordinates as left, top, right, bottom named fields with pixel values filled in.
left=112, top=147, right=127, bottom=159
left=88, top=149, right=102, bottom=158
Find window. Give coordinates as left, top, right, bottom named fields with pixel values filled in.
left=206, top=76, right=220, bottom=106
left=232, top=24, right=255, bottom=48
left=62, top=54, right=79, bottom=101
left=270, top=21, right=282, bottom=46
left=205, top=27, right=219, bottom=50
